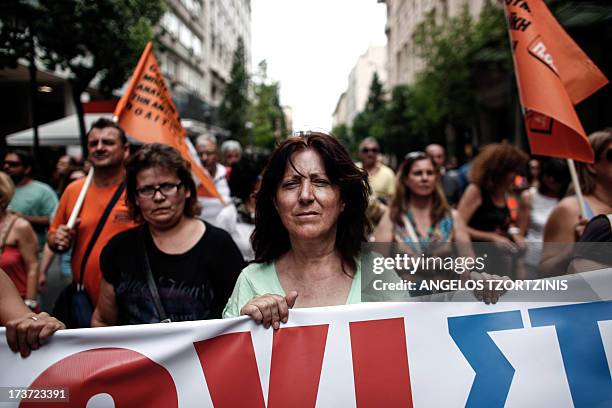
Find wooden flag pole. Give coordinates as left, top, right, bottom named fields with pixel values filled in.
left=567, top=158, right=587, bottom=219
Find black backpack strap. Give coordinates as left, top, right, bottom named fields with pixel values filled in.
left=139, top=227, right=170, bottom=323
left=78, top=182, right=126, bottom=287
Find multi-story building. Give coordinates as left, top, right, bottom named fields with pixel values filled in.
left=382, top=0, right=485, bottom=88
left=332, top=46, right=386, bottom=128
left=158, top=0, right=252, bottom=127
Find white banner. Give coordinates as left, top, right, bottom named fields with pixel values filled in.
left=1, top=269, right=611, bottom=407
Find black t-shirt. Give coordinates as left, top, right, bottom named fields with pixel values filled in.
left=572, top=214, right=612, bottom=266
left=101, top=221, right=245, bottom=325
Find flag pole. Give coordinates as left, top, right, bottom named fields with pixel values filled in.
left=567, top=158, right=587, bottom=218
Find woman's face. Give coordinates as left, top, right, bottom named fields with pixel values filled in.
left=403, top=158, right=437, bottom=197
left=135, top=166, right=189, bottom=229
left=274, top=149, right=344, bottom=241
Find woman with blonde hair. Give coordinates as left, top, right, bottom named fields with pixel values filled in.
left=0, top=171, right=39, bottom=310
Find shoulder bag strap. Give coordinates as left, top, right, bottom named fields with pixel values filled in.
left=78, top=182, right=126, bottom=288
left=139, top=228, right=171, bottom=323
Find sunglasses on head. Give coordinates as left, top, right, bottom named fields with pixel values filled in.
left=361, top=147, right=379, bottom=154
left=404, top=151, right=427, bottom=161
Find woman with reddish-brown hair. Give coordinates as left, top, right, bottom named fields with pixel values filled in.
left=458, top=143, right=529, bottom=250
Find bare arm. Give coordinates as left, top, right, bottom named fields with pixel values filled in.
left=539, top=198, right=579, bottom=277
left=14, top=219, right=39, bottom=301
left=517, top=189, right=532, bottom=236
left=373, top=208, right=394, bottom=242
left=91, top=277, right=118, bottom=327
left=37, top=244, right=56, bottom=289
left=12, top=213, right=50, bottom=228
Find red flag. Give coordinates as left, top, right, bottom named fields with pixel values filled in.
left=113, top=42, right=219, bottom=198
left=504, top=0, right=608, bottom=163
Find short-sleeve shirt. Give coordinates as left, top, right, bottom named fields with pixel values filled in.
left=102, top=222, right=245, bottom=324
left=222, top=261, right=363, bottom=318
left=9, top=180, right=58, bottom=250
left=357, top=162, right=396, bottom=202
left=49, top=178, right=137, bottom=304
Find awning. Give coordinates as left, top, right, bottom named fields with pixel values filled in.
left=5, top=114, right=219, bottom=147
left=5, top=113, right=112, bottom=147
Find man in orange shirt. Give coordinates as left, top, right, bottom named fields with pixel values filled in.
left=48, top=119, right=138, bottom=306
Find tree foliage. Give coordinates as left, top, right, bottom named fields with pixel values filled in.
left=249, top=60, right=287, bottom=149
left=352, top=72, right=386, bottom=142
left=219, top=37, right=251, bottom=144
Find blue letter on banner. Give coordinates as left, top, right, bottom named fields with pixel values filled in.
left=448, top=311, right=523, bottom=408
left=529, top=301, right=612, bottom=408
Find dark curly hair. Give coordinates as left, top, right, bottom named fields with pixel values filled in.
left=252, top=132, right=370, bottom=274
left=469, top=142, right=529, bottom=193
left=124, top=143, right=201, bottom=222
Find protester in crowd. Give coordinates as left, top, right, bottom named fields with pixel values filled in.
left=52, top=154, right=78, bottom=196
left=38, top=168, right=88, bottom=291
left=220, top=139, right=242, bottom=180
left=374, top=151, right=471, bottom=249
left=568, top=214, right=612, bottom=274
left=1, top=269, right=64, bottom=357
left=0, top=172, right=39, bottom=309
left=527, top=158, right=541, bottom=189
left=458, top=143, right=528, bottom=247
left=48, top=118, right=137, bottom=324
left=540, top=130, right=612, bottom=277
left=218, top=152, right=268, bottom=260
left=425, top=144, right=462, bottom=206
left=457, top=143, right=529, bottom=277
left=223, top=132, right=370, bottom=326
left=355, top=137, right=395, bottom=228
left=196, top=134, right=232, bottom=223
left=3, top=150, right=58, bottom=251
left=91, top=144, right=244, bottom=326
left=517, top=158, right=570, bottom=277
left=371, top=152, right=500, bottom=294
left=357, top=137, right=395, bottom=203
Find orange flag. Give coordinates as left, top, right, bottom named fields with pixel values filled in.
left=504, top=0, right=608, bottom=163
left=114, top=42, right=220, bottom=198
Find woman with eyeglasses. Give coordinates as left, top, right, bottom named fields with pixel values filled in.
left=92, top=144, right=244, bottom=326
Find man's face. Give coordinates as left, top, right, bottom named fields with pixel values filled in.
left=197, top=140, right=218, bottom=174
left=359, top=142, right=379, bottom=167
left=3, top=153, right=29, bottom=184
left=87, top=127, right=128, bottom=170
left=426, top=145, right=445, bottom=169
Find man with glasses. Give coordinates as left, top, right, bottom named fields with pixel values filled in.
left=195, top=134, right=232, bottom=224
left=3, top=150, right=58, bottom=252
left=357, top=137, right=395, bottom=204
left=48, top=118, right=137, bottom=311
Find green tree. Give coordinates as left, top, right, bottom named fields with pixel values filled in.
left=352, top=72, right=386, bottom=144
left=249, top=60, right=286, bottom=149
left=331, top=123, right=353, bottom=154
left=29, top=0, right=164, bottom=156
left=219, top=37, right=250, bottom=145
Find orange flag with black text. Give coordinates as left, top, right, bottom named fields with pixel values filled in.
left=113, top=42, right=220, bottom=198
left=504, top=0, right=608, bottom=163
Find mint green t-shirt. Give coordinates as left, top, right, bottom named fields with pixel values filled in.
left=222, top=261, right=362, bottom=318
left=9, top=180, right=58, bottom=251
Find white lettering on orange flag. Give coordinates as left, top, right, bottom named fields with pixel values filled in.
left=113, top=42, right=219, bottom=199
left=504, top=0, right=608, bottom=163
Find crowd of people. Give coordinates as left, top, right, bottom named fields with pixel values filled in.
left=0, top=118, right=610, bottom=356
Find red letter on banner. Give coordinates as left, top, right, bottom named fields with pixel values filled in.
left=194, top=326, right=328, bottom=407
left=350, top=318, right=413, bottom=408
left=268, top=325, right=328, bottom=407
left=21, top=348, right=178, bottom=408
left=194, top=332, right=266, bottom=408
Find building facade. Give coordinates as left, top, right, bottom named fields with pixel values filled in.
left=332, top=46, right=386, bottom=127
left=383, top=0, right=486, bottom=87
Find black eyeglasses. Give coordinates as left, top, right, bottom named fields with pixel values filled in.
left=361, top=147, right=379, bottom=154
left=136, top=182, right=183, bottom=199
left=3, top=160, right=23, bottom=168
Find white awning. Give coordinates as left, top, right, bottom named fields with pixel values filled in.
left=5, top=113, right=112, bottom=147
